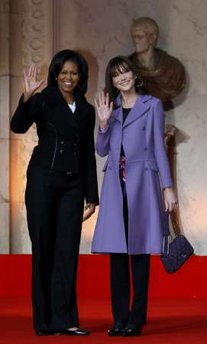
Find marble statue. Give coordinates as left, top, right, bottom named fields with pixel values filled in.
left=129, top=17, right=186, bottom=110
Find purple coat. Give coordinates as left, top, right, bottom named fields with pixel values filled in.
left=92, top=95, right=173, bottom=254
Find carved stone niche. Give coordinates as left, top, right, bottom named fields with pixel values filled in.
left=9, top=0, right=53, bottom=253
left=0, top=0, right=10, bottom=253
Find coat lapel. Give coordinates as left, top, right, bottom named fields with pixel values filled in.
left=112, top=106, right=123, bottom=123
left=112, top=94, right=152, bottom=127
left=43, top=86, right=82, bottom=130
left=123, top=95, right=152, bottom=128
left=74, top=92, right=89, bottom=123
left=111, top=95, right=123, bottom=123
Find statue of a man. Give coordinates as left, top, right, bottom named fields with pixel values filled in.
left=129, top=17, right=186, bottom=110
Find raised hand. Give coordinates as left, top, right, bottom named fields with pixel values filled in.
left=23, top=64, right=44, bottom=101
left=94, top=92, right=113, bottom=129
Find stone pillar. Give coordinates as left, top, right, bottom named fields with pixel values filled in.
left=9, top=0, right=53, bottom=253
left=0, top=0, right=10, bottom=253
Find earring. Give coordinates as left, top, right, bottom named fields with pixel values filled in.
left=135, top=75, right=143, bottom=88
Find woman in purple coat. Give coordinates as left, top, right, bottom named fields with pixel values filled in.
left=92, top=56, right=177, bottom=336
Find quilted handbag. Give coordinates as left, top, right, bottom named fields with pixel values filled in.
left=160, top=212, right=194, bottom=273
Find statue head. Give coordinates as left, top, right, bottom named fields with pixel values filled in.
left=130, top=17, right=159, bottom=53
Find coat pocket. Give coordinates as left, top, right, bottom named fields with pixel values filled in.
left=148, top=160, right=159, bottom=172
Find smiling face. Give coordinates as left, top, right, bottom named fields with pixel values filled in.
left=111, top=64, right=136, bottom=93
left=56, top=60, right=80, bottom=101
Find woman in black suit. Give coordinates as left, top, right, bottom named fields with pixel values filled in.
left=10, top=50, right=99, bottom=336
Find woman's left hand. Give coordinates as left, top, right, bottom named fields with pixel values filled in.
left=83, top=203, right=96, bottom=222
left=163, top=188, right=178, bottom=212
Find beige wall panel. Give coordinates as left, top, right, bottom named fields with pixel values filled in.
left=0, top=1, right=10, bottom=253
left=9, top=0, right=53, bottom=253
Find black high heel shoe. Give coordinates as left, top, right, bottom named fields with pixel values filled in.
left=59, top=328, right=90, bottom=335
left=108, top=327, right=124, bottom=336
left=122, top=325, right=143, bottom=336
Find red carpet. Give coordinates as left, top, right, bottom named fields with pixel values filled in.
left=1, top=254, right=207, bottom=298
left=0, top=297, right=207, bottom=344
left=0, top=255, right=207, bottom=343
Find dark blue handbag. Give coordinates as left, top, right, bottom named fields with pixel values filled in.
left=161, top=212, right=194, bottom=273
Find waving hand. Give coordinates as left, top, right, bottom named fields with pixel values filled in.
left=94, top=92, right=113, bottom=130
left=23, top=64, right=44, bottom=102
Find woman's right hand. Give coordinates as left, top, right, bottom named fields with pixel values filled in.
left=94, top=91, right=113, bottom=130
left=23, top=64, right=44, bottom=102
left=163, top=187, right=178, bottom=212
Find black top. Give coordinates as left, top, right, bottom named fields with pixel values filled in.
left=122, top=107, right=131, bottom=123
left=121, top=108, right=131, bottom=156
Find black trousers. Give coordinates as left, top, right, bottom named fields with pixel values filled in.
left=110, top=177, right=150, bottom=328
left=25, top=166, right=84, bottom=330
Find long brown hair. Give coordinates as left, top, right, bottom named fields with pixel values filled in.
left=105, top=56, right=144, bottom=103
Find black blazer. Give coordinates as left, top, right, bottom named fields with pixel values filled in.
left=10, top=86, right=99, bottom=204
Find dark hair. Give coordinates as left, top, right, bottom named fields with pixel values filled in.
left=47, top=49, right=88, bottom=94
left=105, top=56, right=144, bottom=102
